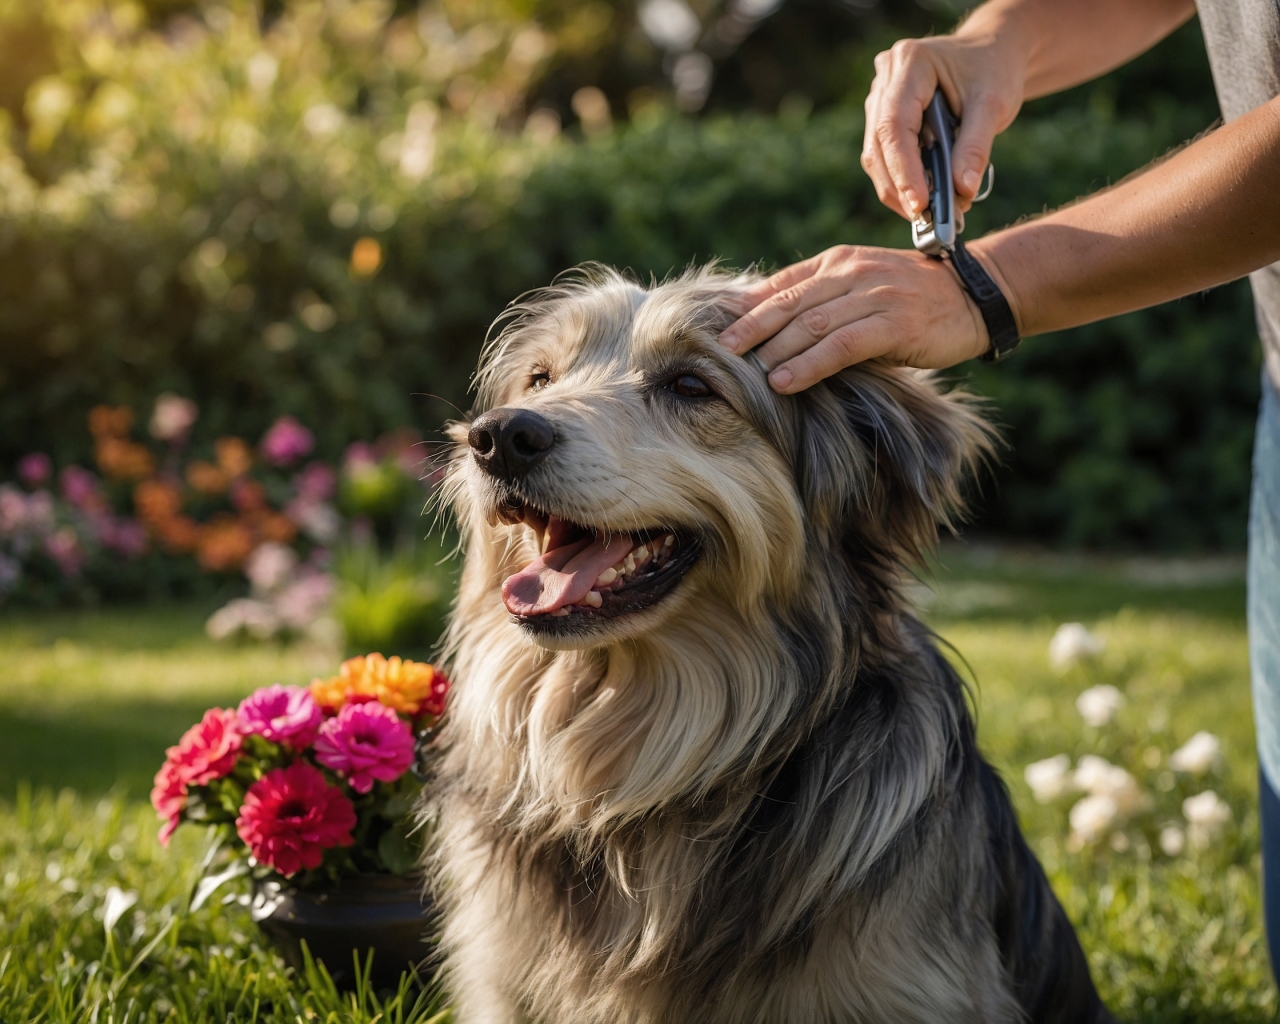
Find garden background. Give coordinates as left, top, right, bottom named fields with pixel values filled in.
left=0, top=0, right=1271, bottom=1020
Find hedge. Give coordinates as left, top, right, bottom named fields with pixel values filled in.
left=0, top=86, right=1260, bottom=549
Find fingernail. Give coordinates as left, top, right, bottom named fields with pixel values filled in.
left=961, top=169, right=980, bottom=196
left=769, top=367, right=793, bottom=391
left=902, top=189, right=920, bottom=215
left=718, top=330, right=737, bottom=351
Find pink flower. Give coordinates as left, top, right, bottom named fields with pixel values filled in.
left=18, top=453, right=51, bottom=489
left=59, top=466, right=101, bottom=510
left=97, top=517, right=148, bottom=558
left=150, top=708, right=242, bottom=844
left=293, top=462, right=336, bottom=502
left=237, top=684, right=323, bottom=748
left=235, top=762, right=356, bottom=876
left=44, top=527, right=84, bottom=578
left=261, top=416, right=315, bottom=466
left=314, top=702, right=415, bottom=793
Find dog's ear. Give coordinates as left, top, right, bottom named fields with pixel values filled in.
left=796, top=366, right=995, bottom=559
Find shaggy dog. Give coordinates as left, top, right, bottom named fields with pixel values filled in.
left=426, top=265, right=1113, bottom=1024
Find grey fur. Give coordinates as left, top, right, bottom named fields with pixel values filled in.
left=424, top=266, right=1113, bottom=1024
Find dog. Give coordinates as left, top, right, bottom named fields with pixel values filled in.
left=426, top=264, right=1113, bottom=1024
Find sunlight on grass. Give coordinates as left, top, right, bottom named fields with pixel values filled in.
left=0, top=546, right=1270, bottom=1021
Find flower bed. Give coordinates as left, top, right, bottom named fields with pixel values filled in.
left=0, top=394, right=437, bottom=643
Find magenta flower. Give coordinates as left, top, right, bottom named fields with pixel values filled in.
left=236, top=762, right=356, bottom=876
left=59, top=466, right=101, bottom=510
left=97, top=517, right=148, bottom=558
left=237, top=684, right=324, bottom=748
left=260, top=416, right=315, bottom=466
left=18, top=453, right=51, bottom=489
left=314, top=702, right=415, bottom=793
left=293, top=462, right=336, bottom=502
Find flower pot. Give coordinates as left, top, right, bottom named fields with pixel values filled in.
left=252, top=873, right=435, bottom=991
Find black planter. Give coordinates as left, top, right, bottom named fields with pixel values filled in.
left=252, top=873, right=436, bottom=991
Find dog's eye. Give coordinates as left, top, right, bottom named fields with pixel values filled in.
left=667, top=374, right=713, bottom=399
left=530, top=372, right=551, bottom=392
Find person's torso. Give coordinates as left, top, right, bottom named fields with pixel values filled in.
left=1195, top=0, right=1280, bottom=386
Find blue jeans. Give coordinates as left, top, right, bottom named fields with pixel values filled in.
left=1251, top=371, right=1280, bottom=979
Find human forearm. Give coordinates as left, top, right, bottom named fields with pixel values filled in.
left=972, top=95, right=1280, bottom=337
left=957, top=0, right=1196, bottom=100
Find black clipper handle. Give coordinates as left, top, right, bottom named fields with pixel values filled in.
left=911, top=89, right=962, bottom=254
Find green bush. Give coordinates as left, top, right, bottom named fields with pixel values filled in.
left=0, top=7, right=1258, bottom=549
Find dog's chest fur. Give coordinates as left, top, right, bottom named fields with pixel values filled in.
left=430, top=622, right=1025, bottom=1024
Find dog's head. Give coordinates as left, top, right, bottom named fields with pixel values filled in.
left=443, top=264, right=992, bottom=653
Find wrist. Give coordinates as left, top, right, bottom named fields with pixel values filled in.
left=966, top=235, right=1027, bottom=338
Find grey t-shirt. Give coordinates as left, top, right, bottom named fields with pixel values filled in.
left=1196, top=0, right=1280, bottom=387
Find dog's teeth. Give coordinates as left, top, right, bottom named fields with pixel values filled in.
left=662, top=534, right=674, bottom=549
left=623, top=553, right=635, bottom=574
left=633, top=543, right=651, bottom=567
left=582, top=590, right=602, bottom=608
left=551, top=607, right=570, bottom=617
left=595, top=567, right=617, bottom=586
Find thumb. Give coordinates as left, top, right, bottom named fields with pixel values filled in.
left=951, top=94, right=1003, bottom=200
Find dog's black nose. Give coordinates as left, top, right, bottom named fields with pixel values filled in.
left=468, top=408, right=555, bottom=479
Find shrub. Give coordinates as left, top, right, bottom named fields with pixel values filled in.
left=0, top=6, right=1257, bottom=549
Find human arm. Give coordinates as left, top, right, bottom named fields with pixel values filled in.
left=863, top=0, right=1196, bottom=219
left=719, top=94, right=1280, bottom=392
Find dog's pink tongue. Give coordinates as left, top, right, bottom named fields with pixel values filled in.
left=502, top=533, right=634, bottom=615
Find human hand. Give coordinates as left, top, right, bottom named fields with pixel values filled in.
left=863, top=33, right=1026, bottom=219
left=718, top=245, right=994, bottom=394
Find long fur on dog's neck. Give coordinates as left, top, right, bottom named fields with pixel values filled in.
left=427, top=268, right=1105, bottom=1024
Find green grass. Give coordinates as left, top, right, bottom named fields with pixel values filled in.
left=0, top=544, right=1272, bottom=1021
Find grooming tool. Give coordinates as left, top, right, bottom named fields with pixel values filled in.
left=911, top=89, right=994, bottom=255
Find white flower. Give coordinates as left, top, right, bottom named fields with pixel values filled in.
left=1169, top=732, right=1222, bottom=776
left=1024, top=754, right=1075, bottom=803
left=102, top=886, right=138, bottom=932
left=244, top=542, right=297, bottom=595
left=1069, top=794, right=1119, bottom=845
left=1159, top=825, right=1186, bottom=856
left=1076, top=684, right=1125, bottom=727
left=149, top=393, right=197, bottom=441
left=1074, top=755, right=1149, bottom=816
left=205, top=598, right=279, bottom=641
left=1183, top=790, right=1231, bottom=850
left=1049, top=622, right=1105, bottom=672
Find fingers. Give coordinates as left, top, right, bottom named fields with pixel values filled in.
left=753, top=291, right=873, bottom=370
left=766, top=321, right=897, bottom=394
left=719, top=252, right=848, bottom=354
left=870, top=40, right=941, bottom=218
left=951, top=92, right=1004, bottom=201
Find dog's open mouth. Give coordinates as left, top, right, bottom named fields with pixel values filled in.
left=495, top=499, right=701, bottom=625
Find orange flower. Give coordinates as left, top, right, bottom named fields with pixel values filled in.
left=89, top=405, right=135, bottom=439
left=96, top=437, right=155, bottom=481
left=215, top=437, right=253, bottom=479
left=256, top=512, right=298, bottom=544
left=311, top=654, right=445, bottom=717
left=196, top=516, right=254, bottom=572
left=186, top=460, right=229, bottom=495
left=156, top=515, right=199, bottom=553
left=134, top=479, right=184, bottom=525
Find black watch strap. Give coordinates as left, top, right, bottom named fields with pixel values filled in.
left=948, top=239, right=1021, bottom=362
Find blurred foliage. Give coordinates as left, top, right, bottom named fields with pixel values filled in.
left=334, top=533, right=456, bottom=658
left=0, top=0, right=1258, bottom=549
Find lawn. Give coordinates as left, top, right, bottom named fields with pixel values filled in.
left=0, top=544, right=1271, bottom=1022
